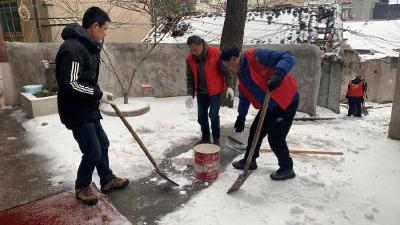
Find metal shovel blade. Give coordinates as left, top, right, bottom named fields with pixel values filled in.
left=227, top=171, right=252, bottom=194
left=362, top=108, right=369, bottom=116
left=157, top=170, right=180, bottom=186
left=226, top=94, right=271, bottom=194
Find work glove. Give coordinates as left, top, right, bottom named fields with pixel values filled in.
left=185, top=95, right=194, bottom=108
left=226, top=87, right=234, bottom=101
left=267, top=72, right=283, bottom=92
left=234, top=116, right=246, bottom=133
left=100, top=91, right=115, bottom=105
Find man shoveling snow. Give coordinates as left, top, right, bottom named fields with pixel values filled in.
left=55, top=7, right=128, bottom=205
left=221, top=47, right=298, bottom=181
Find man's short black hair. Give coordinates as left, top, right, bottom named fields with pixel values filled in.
left=220, top=47, right=241, bottom=61
left=187, top=35, right=203, bottom=45
left=82, top=7, right=111, bottom=29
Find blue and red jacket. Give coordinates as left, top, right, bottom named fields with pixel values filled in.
left=238, top=48, right=299, bottom=118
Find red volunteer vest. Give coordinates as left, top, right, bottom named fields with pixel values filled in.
left=241, top=48, right=298, bottom=110
left=187, top=47, right=226, bottom=97
left=347, top=81, right=364, bottom=97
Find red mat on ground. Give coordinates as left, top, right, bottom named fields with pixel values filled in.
left=0, top=187, right=130, bottom=225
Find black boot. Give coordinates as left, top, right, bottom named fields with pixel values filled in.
left=270, top=168, right=296, bottom=181
left=232, top=158, right=257, bottom=170
left=213, top=137, right=220, bottom=146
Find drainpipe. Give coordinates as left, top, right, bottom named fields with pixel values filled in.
left=31, top=0, right=43, bottom=42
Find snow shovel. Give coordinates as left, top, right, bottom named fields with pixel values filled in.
left=362, top=101, right=369, bottom=116
left=110, top=104, right=179, bottom=186
left=227, top=93, right=270, bottom=194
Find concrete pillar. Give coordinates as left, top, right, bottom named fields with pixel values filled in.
left=389, top=56, right=400, bottom=140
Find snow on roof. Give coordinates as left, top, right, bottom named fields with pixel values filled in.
left=343, top=19, right=400, bottom=61
left=142, top=5, right=342, bottom=53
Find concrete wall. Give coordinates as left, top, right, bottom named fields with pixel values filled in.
left=376, top=58, right=398, bottom=102
left=0, top=64, right=4, bottom=107
left=318, top=57, right=342, bottom=113
left=389, top=56, right=400, bottom=140
left=5, top=42, right=322, bottom=116
left=341, top=49, right=397, bottom=103
left=0, top=63, right=16, bottom=106
left=99, top=43, right=188, bottom=99
left=20, top=93, right=58, bottom=118
left=6, top=43, right=58, bottom=105
left=44, top=0, right=151, bottom=43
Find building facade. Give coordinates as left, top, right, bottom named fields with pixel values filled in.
left=0, top=0, right=152, bottom=43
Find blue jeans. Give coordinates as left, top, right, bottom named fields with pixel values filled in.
left=197, top=93, right=222, bottom=141
left=71, top=121, right=115, bottom=188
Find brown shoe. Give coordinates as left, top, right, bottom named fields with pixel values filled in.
left=75, top=186, right=98, bottom=206
left=213, top=137, right=220, bottom=146
left=101, top=177, right=129, bottom=194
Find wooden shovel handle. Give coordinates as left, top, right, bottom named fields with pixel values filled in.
left=260, top=148, right=343, bottom=155
left=111, top=104, right=161, bottom=170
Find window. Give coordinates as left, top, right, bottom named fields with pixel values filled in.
left=0, top=0, right=22, bottom=34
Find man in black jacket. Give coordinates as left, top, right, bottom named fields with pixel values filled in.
left=56, top=7, right=128, bottom=205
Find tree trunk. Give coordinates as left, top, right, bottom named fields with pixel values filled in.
left=219, top=0, right=248, bottom=108
left=124, top=92, right=129, bottom=104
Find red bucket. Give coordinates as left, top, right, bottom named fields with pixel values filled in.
left=194, top=144, right=220, bottom=182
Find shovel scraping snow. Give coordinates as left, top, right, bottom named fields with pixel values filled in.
left=111, top=104, right=179, bottom=186
left=227, top=94, right=270, bottom=194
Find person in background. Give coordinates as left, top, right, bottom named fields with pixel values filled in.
left=185, top=35, right=234, bottom=146
left=346, top=75, right=368, bottom=117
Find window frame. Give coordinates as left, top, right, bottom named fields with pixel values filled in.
left=0, top=0, right=23, bottom=37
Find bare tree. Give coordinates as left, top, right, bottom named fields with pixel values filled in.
left=219, top=0, right=248, bottom=107
left=54, top=0, right=194, bottom=104
left=103, top=0, right=194, bottom=103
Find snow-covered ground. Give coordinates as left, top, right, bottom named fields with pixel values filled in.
left=18, top=97, right=400, bottom=225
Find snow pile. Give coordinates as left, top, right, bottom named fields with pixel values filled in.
left=343, top=19, right=400, bottom=61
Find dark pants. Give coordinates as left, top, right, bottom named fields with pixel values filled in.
left=197, top=93, right=222, bottom=141
left=72, top=121, right=115, bottom=188
left=244, top=100, right=299, bottom=170
left=347, top=97, right=362, bottom=117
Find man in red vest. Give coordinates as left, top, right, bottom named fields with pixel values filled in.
left=185, top=35, right=234, bottom=146
left=346, top=75, right=367, bottom=117
left=220, top=47, right=299, bottom=181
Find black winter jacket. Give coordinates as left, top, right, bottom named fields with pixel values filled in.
left=55, top=24, right=103, bottom=129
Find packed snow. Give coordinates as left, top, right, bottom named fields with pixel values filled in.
left=17, top=97, right=400, bottom=225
